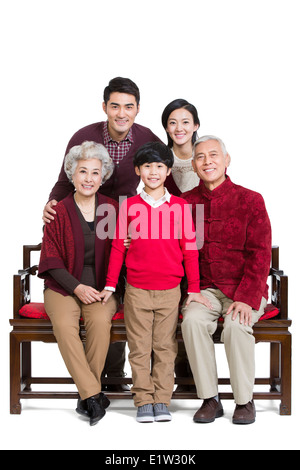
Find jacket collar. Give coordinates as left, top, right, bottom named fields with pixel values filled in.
left=199, top=175, right=233, bottom=199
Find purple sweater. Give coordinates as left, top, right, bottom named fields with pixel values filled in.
left=49, top=121, right=161, bottom=202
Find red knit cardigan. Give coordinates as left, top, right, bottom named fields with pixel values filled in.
left=38, top=192, right=118, bottom=296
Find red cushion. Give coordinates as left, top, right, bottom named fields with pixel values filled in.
left=19, top=302, right=125, bottom=321
left=19, top=302, right=279, bottom=322
left=19, top=302, right=49, bottom=319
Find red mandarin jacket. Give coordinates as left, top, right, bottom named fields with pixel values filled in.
left=181, top=176, right=272, bottom=311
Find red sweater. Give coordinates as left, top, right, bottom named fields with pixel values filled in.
left=181, top=176, right=272, bottom=310
left=105, top=194, right=200, bottom=292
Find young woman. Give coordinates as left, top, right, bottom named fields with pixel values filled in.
left=162, top=99, right=200, bottom=196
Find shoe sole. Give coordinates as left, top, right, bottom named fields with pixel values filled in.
left=136, top=416, right=154, bottom=423
left=154, top=415, right=172, bottom=422
left=193, top=408, right=224, bottom=423
left=232, top=418, right=255, bottom=425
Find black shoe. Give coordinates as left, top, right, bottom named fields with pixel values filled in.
left=76, top=398, right=89, bottom=417
left=76, top=393, right=110, bottom=418
left=86, top=396, right=106, bottom=426
left=99, top=392, right=110, bottom=409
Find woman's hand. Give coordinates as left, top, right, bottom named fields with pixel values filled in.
left=43, top=199, right=58, bottom=224
left=74, top=284, right=103, bottom=304
left=185, top=292, right=213, bottom=309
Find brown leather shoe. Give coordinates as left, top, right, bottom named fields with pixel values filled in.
left=193, top=398, right=224, bottom=423
left=232, top=400, right=256, bottom=424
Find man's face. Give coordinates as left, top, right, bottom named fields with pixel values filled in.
left=192, top=139, right=230, bottom=190
left=102, top=92, right=140, bottom=141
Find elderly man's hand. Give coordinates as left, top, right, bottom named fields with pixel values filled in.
left=226, top=301, right=253, bottom=326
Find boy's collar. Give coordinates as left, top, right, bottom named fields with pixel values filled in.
left=139, top=187, right=171, bottom=208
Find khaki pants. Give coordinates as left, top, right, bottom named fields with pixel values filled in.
left=181, top=289, right=267, bottom=405
left=44, top=289, right=118, bottom=400
left=124, top=284, right=181, bottom=407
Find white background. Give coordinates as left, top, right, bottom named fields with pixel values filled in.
left=1, top=0, right=299, bottom=450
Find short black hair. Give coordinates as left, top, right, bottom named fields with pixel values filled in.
left=103, top=77, right=140, bottom=106
left=133, top=142, right=174, bottom=169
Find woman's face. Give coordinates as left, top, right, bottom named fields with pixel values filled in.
left=165, top=108, right=199, bottom=147
left=72, top=158, right=102, bottom=197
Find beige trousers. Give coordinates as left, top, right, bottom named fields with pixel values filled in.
left=181, top=288, right=267, bottom=405
left=44, top=289, right=118, bottom=400
left=124, top=284, right=181, bottom=407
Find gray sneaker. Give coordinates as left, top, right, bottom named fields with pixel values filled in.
left=136, top=404, right=154, bottom=423
left=153, top=403, right=172, bottom=422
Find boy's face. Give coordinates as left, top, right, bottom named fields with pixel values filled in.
left=135, top=162, right=171, bottom=192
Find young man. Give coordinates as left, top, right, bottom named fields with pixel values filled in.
left=43, top=77, right=161, bottom=222
left=100, top=142, right=211, bottom=422
left=181, top=135, right=272, bottom=425
left=42, top=77, right=161, bottom=391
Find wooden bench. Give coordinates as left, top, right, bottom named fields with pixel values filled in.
left=10, top=244, right=292, bottom=415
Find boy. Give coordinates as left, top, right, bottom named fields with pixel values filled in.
left=100, top=142, right=211, bottom=422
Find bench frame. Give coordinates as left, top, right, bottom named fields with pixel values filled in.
left=10, top=244, right=292, bottom=415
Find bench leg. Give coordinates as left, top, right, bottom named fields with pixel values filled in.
left=279, top=334, right=292, bottom=415
left=21, top=342, right=32, bottom=391
left=270, top=343, right=280, bottom=392
left=10, top=333, right=22, bottom=414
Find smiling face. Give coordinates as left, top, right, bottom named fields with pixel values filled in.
left=102, top=92, right=140, bottom=142
left=135, top=162, right=171, bottom=198
left=72, top=158, right=102, bottom=197
left=192, top=139, right=230, bottom=190
left=166, top=108, right=199, bottom=148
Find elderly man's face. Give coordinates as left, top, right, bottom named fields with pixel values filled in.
left=192, top=140, right=230, bottom=190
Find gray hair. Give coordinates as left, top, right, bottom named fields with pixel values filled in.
left=64, top=141, right=114, bottom=183
left=193, top=135, right=228, bottom=158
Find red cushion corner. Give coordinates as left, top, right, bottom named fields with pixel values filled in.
left=19, top=302, right=49, bottom=320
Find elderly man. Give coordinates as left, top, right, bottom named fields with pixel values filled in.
left=181, top=135, right=272, bottom=424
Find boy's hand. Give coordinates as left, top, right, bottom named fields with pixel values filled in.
left=185, top=292, right=213, bottom=310
left=99, top=289, right=113, bottom=304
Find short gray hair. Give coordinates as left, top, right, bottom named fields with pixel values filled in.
left=64, top=141, right=114, bottom=183
left=193, top=135, right=228, bottom=158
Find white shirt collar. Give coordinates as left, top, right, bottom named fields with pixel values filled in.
left=139, top=187, right=171, bottom=208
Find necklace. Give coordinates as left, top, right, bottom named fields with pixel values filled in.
left=74, top=195, right=95, bottom=214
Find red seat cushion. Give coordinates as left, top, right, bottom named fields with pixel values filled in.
left=19, top=302, right=279, bottom=322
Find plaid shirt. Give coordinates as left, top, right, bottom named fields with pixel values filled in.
left=103, top=121, right=133, bottom=164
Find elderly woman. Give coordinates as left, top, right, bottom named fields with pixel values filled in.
left=38, top=141, right=118, bottom=426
